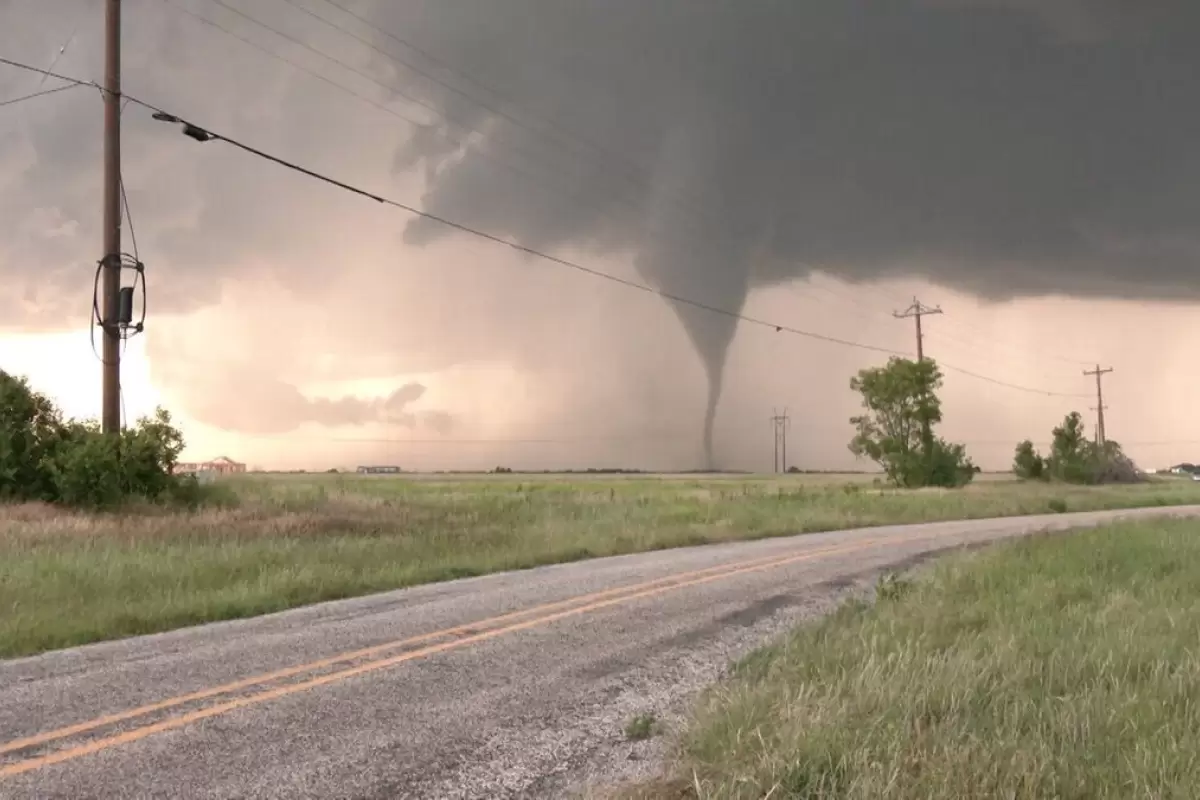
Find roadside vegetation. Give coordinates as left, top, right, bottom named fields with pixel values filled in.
left=627, top=518, right=1200, bottom=799
left=1014, top=411, right=1141, bottom=485
left=2, top=365, right=1197, bottom=658
left=849, top=357, right=977, bottom=488
left=3, top=474, right=1199, bottom=658
left=0, top=370, right=205, bottom=509
left=624, top=712, right=660, bottom=742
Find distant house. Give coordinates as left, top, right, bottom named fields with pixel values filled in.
left=356, top=465, right=402, bottom=474
left=175, top=456, right=247, bottom=476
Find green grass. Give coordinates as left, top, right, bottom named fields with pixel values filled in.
left=625, top=712, right=660, bottom=742
left=628, top=518, right=1200, bottom=799
left=2, top=474, right=1199, bottom=658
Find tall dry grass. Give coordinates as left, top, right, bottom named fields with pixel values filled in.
left=3, top=474, right=1199, bottom=658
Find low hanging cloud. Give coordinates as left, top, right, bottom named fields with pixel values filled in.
left=177, top=372, right=447, bottom=436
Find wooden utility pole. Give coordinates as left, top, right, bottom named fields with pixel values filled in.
left=100, top=0, right=123, bottom=434
left=770, top=409, right=790, bottom=473
left=893, top=296, right=943, bottom=362
left=1083, top=364, right=1113, bottom=445
left=894, top=297, right=942, bottom=452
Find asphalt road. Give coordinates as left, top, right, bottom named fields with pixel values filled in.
left=3, top=505, right=1198, bottom=799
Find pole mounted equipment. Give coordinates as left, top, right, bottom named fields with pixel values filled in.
left=892, top=296, right=943, bottom=362
left=99, top=0, right=123, bottom=434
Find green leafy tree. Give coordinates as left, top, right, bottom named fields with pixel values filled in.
left=849, top=357, right=976, bottom=487
left=0, top=372, right=66, bottom=501
left=1013, top=439, right=1045, bottom=480
left=1021, top=412, right=1141, bottom=485
left=0, top=369, right=203, bottom=509
left=1046, top=412, right=1093, bottom=483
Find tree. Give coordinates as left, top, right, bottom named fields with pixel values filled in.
left=1013, top=439, right=1045, bottom=480
left=1017, top=412, right=1142, bottom=485
left=849, top=357, right=976, bottom=487
left=0, top=371, right=66, bottom=501
left=1046, top=411, right=1093, bottom=483
left=0, top=369, right=202, bottom=509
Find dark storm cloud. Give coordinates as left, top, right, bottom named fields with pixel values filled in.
left=362, top=0, right=1200, bottom=463
left=4, top=1, right=1200, bottom=459
left=377, top=0, right=1200, bottom=299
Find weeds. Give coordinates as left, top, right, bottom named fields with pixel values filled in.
left=1, top=474, right=1198, bottom=657
left=625, top=713, right=659, bottom=741
left=636, top=518, right=1200, bottom=799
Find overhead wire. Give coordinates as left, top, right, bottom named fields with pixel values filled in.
left=803, top=274, right=1100, bottom=369
left=117, top=99, right=141, bottom=428
left=0, top=82, right=81, bottom=109
left=287, top=0, right=725, bottom=223
left=138, top=105, right=1089, bottom=398
left=178, top=0, right=711, bottom=238
left=0, top=54, right=1091, bottom=401
left=37, top=24, right=79, bottom=91
left=181, top=1, right=1099, bottom=383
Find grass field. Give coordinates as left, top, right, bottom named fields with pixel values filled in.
left=626, top=518, right=1200, bottom=799
left=2, top=473, right=1200, bottom=658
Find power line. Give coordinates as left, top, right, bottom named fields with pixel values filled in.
left=198, top=0, right=447, bottom=125
left=235, top=433, right=694, bottom=445
left=198, top=0, right=684, bottom=224
left=143, top=105, right=1092, bottom=399
left=295, top=0, right=723, bottom=222
left=161, top=0, right=431, bottom=132
left=164, top=0, right=708, bottom=238
left=0, top=55, right=1093, bottom=401
left=0, top=56, right=96, bottom=90
left=168, top=4, right=1103, bottom=380
left=37, top=24, right=80, bottom=91
left=806, top=274, right=1099, bottom=370
left=0, top=82, right=80, bottom=108
left=137, top=104, right=1092, bottom=399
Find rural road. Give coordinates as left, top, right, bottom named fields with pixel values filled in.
left=3, top=506, right=1198, bottom=799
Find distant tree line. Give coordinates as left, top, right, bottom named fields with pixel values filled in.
left=847, top=357, right=1142, bottom=488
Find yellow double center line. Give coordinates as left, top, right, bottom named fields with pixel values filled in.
left=0, top=532, right=922, bottom=779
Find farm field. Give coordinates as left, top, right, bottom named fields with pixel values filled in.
left=2, top=472, right=1198, bottom=658
left=625, top=516, right=1200, bottom=799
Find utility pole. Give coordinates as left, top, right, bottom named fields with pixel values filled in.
left=1083, top=364, right=1113, bottom=446
left=894, top=297, right=942, bottom=453
left=770, top=408, right=790, bottom=473
left=893, top=296, right=943, bottom=362
left=100, top=0, right=123, bottom=434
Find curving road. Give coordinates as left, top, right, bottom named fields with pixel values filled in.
left=2, top=506, right=1198, bottom=799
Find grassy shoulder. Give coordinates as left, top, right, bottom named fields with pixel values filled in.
left=3, top=475, right=1200, bottom=658
left=630, top=518, right=1200, bottom=799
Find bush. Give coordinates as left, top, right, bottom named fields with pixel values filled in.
left=923, top=438, right=980, bottom=488
left=1013, top=440, right=1045, bottom=480
left=1014, top=413, right=1143, bottom=486
left=0, top=370, right=199, bottom=509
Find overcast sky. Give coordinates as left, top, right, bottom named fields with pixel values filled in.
left=1, top=0, right=1199, bottom=472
